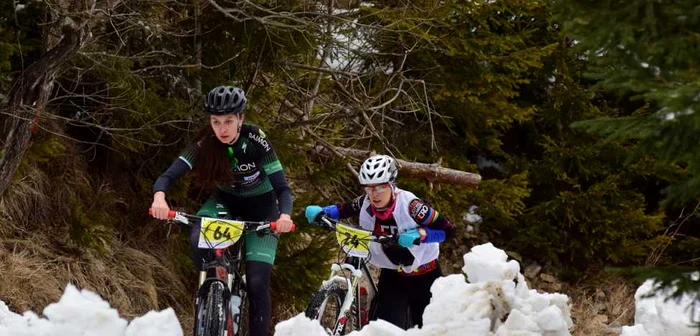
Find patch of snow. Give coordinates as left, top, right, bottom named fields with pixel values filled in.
left=273, top=242, right=574, bottom=336
left=274, top=313, right=328, bottom=336
left=2, top=245, right=695, bottom=336
left=621, top=273, right=700, bottom=336
left=0, top=284, right=182, bottom=336
left=475, top=155, right=504, bottom=173
left=662, top=108, right=694, bottom=120
left=463, top=205, right=482, bottom=225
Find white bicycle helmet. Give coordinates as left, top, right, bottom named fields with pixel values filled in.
left=359, top=155, right=398, bottom=185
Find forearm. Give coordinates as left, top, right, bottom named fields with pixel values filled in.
left=322, top=196, right=363, bottom=220
left=152, top=158, right=191, bottom=193
left=422, top=215, right=456, bottom=242
left=268, top=170, right=293, bottom=215
left=408, top=198, right=456, bottom=243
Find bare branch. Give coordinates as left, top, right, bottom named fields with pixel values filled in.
left=283, top=61, right=359, bottom=77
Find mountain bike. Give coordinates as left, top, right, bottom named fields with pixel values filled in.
left=304, top=215, right=398, bottom=335
left=150, top=208, right=295, bottom=336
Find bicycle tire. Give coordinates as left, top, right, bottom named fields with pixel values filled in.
left=203, top=281, right=226, bottom=336
left=305, top=285, right=349, bottom=334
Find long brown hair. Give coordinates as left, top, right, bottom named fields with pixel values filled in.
left=191, top=126, right=233, bottom=190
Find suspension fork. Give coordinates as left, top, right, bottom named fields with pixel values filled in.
left=320, top=262, right=364, bottom=332
left=198, top=248, right=234, bottom=288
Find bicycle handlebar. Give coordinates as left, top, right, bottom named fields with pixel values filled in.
left=149, top=208, right=296, bottom=232
left=316, top=215, right=395, bottom=242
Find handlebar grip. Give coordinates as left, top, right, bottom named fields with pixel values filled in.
left=148, top=208, right=176, bottom=219
left=270, top=222, right=296, bottom=232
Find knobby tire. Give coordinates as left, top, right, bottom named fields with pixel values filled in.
left=305, top=285, right=349, bottom=334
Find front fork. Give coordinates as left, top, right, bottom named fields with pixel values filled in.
left=196, top=253, right=243, bottom=335
left=199, top=270, right=235, bottom=291
left=320, top=263, right=365, bottom=335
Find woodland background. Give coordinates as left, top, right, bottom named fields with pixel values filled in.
left=0, top=0, right=698, bottom=334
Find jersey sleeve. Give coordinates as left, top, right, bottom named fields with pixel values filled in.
left=178, top=142, right=199, bottom=169
left=268, top=170, right=293, bottom=215
left=152, top=143, right=198, bottom=193
left=408, top=198, right=456, bottom=240
left=336, top=196, right=365, bottom=219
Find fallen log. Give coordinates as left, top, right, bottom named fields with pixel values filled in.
left=315, top=145, right=481, bottom=188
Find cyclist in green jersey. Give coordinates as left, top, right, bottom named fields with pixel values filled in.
left=150, top=85, right=294, bottom=336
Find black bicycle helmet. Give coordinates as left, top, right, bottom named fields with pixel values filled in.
left=204, top=86, right=247, bottom=115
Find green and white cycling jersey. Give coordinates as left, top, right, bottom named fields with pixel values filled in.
left=153, top=123, right=292, bottom=215
left=179, top=124, right=282, bottom=197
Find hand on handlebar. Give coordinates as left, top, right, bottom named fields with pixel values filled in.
left=151, top=192, right=171, bottom=220
left=275, top=214, right=295, bottom=233
left=398, top=228, right=423, bottom=247
left=305, top=205, right=324, bottom=225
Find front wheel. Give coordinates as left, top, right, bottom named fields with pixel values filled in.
left=305, top=285, right=350, bottom=335
left=194, top=281, right=226, bottom=336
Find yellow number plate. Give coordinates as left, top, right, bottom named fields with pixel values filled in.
left=198, top=218, right=245, bottom=249
left=335, top=223, right=371, bottom=258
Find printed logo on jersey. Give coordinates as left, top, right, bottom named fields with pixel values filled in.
left=243, top=171, right=260, bottom=182
left=249, top=131, right=271, bottom=152
left=409, top=199, right=429, bottom=221
left=258, top=129, right=266, bottom=138
left=378, top=224, right=399, bottom=235
left=236, top=162, right=257, bottom=171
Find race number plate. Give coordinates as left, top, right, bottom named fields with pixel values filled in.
left=198, top=218, right=245, bottom=249
left=335, top=223, right=371, bottom=258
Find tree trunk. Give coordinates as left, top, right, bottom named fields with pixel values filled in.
left=315, top=146, right=482, bottom=188
left=0, top=18, right=89, bottom=196
left=193, top=0, right=202, bottom=96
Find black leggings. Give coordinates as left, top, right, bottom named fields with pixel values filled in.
left=190, top=191, right=278, bottom=336
left=244, top=261, right=273, bottom=336
left=372, top=264, right=442, bottom=329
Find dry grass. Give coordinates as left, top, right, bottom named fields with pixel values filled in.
left=0, top=241, right=190, bottom=318
left=565, top=275, right=636, bottom=336
left=0, top=129, right=194, bottom=330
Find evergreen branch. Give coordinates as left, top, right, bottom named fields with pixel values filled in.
left=571, top=115, right=659, bottom=141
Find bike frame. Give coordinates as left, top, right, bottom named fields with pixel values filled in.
left=319, top=255, right=377, bottom=335
left=312, top=216, right=390, bottom=335
left=153, top=209, right=290, bottom=336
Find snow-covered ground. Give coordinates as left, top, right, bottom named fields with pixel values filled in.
left=275, top=242, right=573, bottom=336
left=0, top=284, right=182, bottom=336
left=1, top=242, right=697, bottom=336
left=620, top=272, right=700, bottom=336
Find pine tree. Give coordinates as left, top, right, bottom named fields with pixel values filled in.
left=554, top=0, right=700, bottom=324
left=353, top=0, right=680, bottom=276
left=554, top=0, right=700, bottom=207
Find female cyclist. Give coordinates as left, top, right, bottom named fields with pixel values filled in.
left=151, top=85, right=294, bottom=336
left=305, top=154, right=455, bottom=329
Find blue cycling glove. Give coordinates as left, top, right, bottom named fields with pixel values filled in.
left=398, top=228, right=423, bottom=248
left=305, top=204, right=341, bottom=225
left=305, top=205, right=323, bottom=224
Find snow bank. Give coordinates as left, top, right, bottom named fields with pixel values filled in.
left=274, top=313, right=328, bottom=336
left=0, top=284, right=182, bottom=336
left=273, top=242, right=574, bottom=336
left=621, top=273, right=700, bottom=336
left=4, top=242, right=695, bottom=336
